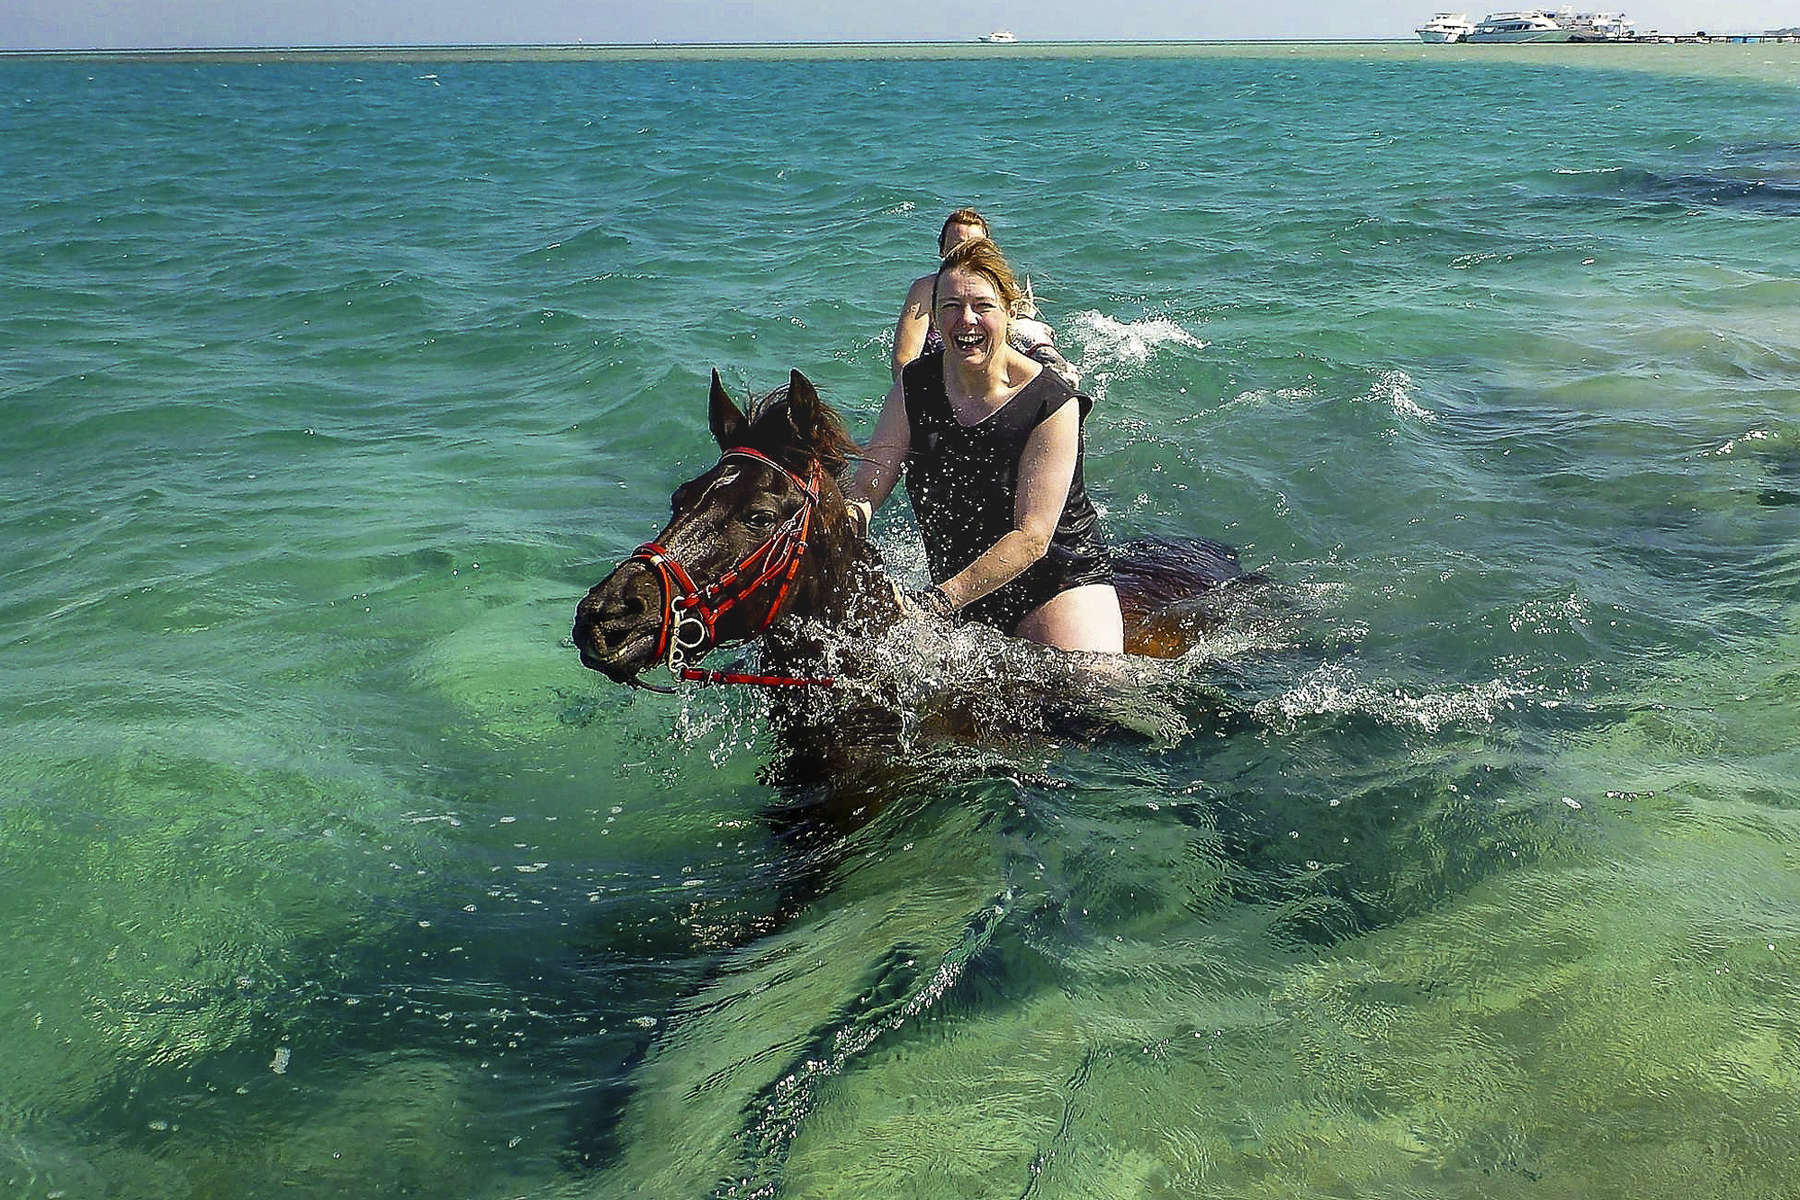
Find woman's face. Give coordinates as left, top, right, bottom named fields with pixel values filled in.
left=939, top=221, right=985, bottom=255
left=934, top=266, right=1008, bottom=367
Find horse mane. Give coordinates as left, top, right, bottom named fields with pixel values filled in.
left=743, top=383, right=861, bottom=483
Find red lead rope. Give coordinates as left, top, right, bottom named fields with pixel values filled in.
left=629, top=448, right=836, bottom=690
left=677, top=666, right=837, bottom=689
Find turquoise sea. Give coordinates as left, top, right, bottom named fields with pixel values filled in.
left=5, top=42, right=1800, bottom=1199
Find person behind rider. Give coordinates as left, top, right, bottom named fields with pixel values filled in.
left=890, top=207, right=1078, bottom=389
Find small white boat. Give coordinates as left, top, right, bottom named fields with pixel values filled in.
left=977, top=29, right=1018, bottom=43
left=1466, top=11, right=1576, bottom=41
left=1416, top=12, right=1476, bottom=42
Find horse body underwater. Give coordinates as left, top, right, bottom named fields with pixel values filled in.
left=572, top=369, right=1256, bottom=693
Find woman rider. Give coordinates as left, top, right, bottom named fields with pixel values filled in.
left=851, top=237, right=1123, bottom=654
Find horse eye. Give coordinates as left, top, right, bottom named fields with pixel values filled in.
left=740, top=509, right=778, bottom=531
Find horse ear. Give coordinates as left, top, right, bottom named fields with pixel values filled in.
left=785, top=370, right=822, bottom=439
left=783, top=369, right=853, bottom=475
left=709, top=369, right=748, bottom=449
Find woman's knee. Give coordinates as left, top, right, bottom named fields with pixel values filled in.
left=1017, top=585, right=1124, bottom=654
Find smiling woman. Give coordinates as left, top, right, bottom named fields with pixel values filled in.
left=850, top=236, right=1123, bottom=652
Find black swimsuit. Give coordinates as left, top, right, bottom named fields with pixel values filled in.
left=901, top=349, right=1113, bottom=635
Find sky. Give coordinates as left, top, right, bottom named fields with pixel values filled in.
left=1, top=0, right=1792, bottom=51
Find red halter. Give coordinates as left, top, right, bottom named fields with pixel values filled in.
left=629, top=447, right=836, bottom=690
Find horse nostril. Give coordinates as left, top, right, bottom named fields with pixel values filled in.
left=574, top=579, right=657, bottom=654
left=600, top=590, right=647, bottom=622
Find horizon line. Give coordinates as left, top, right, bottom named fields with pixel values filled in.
left=5, top=36, right=1414, bottom=54
left=7, top=32, right=1776, bottom=58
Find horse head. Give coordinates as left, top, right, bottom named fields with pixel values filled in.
left=573, top=369, right=879, bottom=688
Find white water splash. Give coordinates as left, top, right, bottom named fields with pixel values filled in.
left=1226, top=385, right=1320, bottom=408
left=1509, top=592, right=1591, bottom=636
left=804, top=613, right=1197, bottom=748
left=1701, top=428, right=1772, bottom=457
left=1258, top=663, right=1536, bottom=733
left=1066, top=312, right=1208, bottom=366
left=1357, top=368, right=1435, bottom=422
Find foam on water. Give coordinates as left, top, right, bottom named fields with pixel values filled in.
left=1065, top=311, right=1209, bottom=366
left=1357, top=367, right=1435, bottom=422
left=1260, top=662, right=1541, bottom=734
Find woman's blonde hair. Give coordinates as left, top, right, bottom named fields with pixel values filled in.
left=933, top=236, right=1024, bottom=317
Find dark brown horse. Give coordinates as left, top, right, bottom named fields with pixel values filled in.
left=572, top=369, right=1257, bottom=696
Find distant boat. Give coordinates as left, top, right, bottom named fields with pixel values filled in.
left=1465, top=11, right=1576, bottom=41
left=1461, top=9, right=1637, bottom=42
left=977, top=29, right=1018, bottom=43
left=1563, top=10, right=1637, bottom=40
left=1416, top=12, right=1476, bottom=42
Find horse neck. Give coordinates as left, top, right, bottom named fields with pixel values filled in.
left=764, top=473, right=899, bottom=652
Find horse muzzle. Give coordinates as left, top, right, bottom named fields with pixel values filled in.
left=572, top=565, right=663, bottom=682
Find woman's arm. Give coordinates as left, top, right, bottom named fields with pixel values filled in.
left=890, top=276, right=935, bottom=380
left=935, top=399, right=1080, bottom=611
left=847, top=379, right=911, bottom=512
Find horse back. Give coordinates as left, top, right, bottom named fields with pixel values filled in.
left=1113, top=536, right=1265, bottom=659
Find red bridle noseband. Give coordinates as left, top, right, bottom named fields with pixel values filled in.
left=627, top=447, right=836, bottom=691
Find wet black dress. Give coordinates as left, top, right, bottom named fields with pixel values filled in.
left=901, top=349, right=1113, bottom=634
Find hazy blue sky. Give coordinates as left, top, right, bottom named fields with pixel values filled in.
left=2, top=0, right=1790, bottom=50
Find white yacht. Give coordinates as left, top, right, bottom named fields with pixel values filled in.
left=1565, top=10, right=1637, bottom=39
left=1465, top=11, right=1576, bottom=41
left=1416, top=13, right=1476, bottom=42
left=977, top=29, right=1018, bottom=43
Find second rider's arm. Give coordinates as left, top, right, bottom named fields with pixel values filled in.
left=890, top=276, right=935, bottom=381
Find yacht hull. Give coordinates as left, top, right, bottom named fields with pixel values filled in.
left=1466, top=28, right=1575, bottom=41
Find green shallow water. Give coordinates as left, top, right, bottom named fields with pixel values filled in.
left=3, top=45, right=1800, bottom=1199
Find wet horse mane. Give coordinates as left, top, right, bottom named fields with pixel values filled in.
left=719, top=370, right=861, bottom=484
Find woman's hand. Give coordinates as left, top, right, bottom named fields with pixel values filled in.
left=893, top=583, right=955, bottom=622
left=846, top=499, right=873, bottom=538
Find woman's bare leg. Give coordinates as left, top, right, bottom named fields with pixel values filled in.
left=1014, top=585, right=1124, bottom=654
